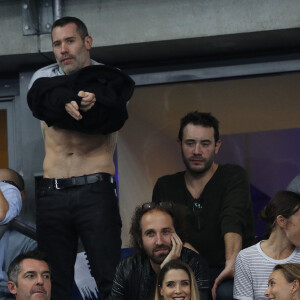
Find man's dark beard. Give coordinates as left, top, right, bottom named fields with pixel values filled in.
left=145, top=245, right=171, bottom=265
left=182, top=154, right=214, bottom=176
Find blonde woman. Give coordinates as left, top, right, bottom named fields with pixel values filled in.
left=155, top=259, right=200, bottom=300
left=265, top=264, right=300, bottom=300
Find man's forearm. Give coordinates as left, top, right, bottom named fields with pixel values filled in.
left=224, top=232, right=242, bottom=270
left=211, top=232, right=242, bottom=299
left=0, top=190, right=9, bottom=222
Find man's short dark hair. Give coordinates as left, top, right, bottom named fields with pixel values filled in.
left=129, top=203, right=187, bottom=256
left=51, top=16, right=89, bottom=40
left=8, top=250, right=50, bottom=285
left=178, top=111, right=220, bottom=144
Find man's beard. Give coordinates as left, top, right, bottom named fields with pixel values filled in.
left=57, top=55, right=79, bottom=75
left=145, top=245, right=171, bottom=265
left=182, top=153, right=214, bottom=176
left=60, top=62, right=78, bottom=75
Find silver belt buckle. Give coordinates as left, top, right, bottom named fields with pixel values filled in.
left=54, top=179, right=60, bottom=190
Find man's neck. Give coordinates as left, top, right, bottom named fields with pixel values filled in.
left=184, top=163, right=218, bottom=199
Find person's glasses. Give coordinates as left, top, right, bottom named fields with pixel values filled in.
left=1, top=180, right=21, bottom=191
left=141, top=202, right=173, bottom=210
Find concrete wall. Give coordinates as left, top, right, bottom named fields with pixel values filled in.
left=1, top=0, right=300, bottom=55
left=1, top=0, right=300, bottom=77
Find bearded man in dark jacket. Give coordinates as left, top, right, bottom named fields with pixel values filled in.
left=109, top=202, right=209, bottom=300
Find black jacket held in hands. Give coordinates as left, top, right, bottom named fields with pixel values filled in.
left=27, top=64, right=135, bottom=135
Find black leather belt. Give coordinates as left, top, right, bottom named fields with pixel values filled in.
left=38, top=173, right=115, bottom=190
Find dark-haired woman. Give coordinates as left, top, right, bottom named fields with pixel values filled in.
left=234, top=190, right=300, bottom=300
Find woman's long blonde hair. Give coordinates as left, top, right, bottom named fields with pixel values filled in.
left=154, top=259, right=200, bottom=300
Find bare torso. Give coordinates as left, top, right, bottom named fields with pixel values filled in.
left=41, top=122, right=117, bottom=178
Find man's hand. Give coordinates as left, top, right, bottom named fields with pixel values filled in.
left=65, top=91, right=96, bottom=120
left=183, top=242, right=199, bottom=253
left=160, top=232, right=182, bottom=269
left=211, top=232, right=242, bottom=300
left=78, top=90, right=96, bottom=112
left=211, top=260, right=235, bottom=300
left=65, top=101, right=82, bottom=120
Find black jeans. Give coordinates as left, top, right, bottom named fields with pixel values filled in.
left=36, top=180, right=122, bottom=300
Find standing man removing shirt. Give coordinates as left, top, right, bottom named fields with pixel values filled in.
left=27, top=17, right=135, bottom=300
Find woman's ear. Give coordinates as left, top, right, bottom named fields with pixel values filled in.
left=276, top=215, right=288, bottom=228
left=292, top=280, right=299, bottom=293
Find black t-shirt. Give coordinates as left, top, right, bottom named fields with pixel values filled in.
left=152, top=164, right=256, bottom=267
